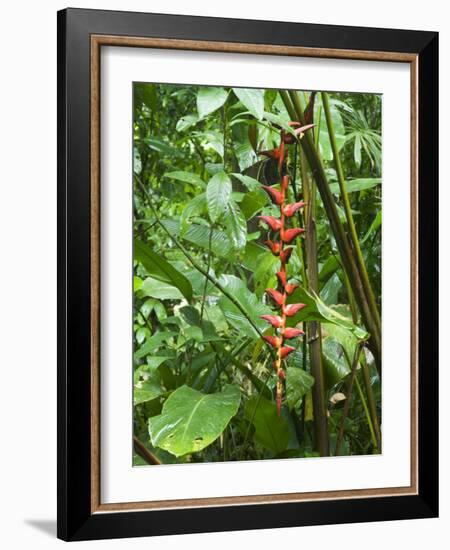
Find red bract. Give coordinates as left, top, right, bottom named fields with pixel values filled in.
left=284, top=327, right=305, bottom=339
left=281, top=174, right=289, bottom=191
left=262, top=185, right=283, bottom=205
left=279, top=247, right=293, bottom=263
left=263, top=335, right=281, bottom=348
left=280, top=346, right=295, bottom=358
left=276, top=270, right=287, bottom=287
left=278, top=369, right=286, bottom=380
left=266, top=288, right=285, bottom=306
left=285, top=282, right=299, bottom=295
left=281, top=227, right=305, bottom=243
left=260, top=314, right=283, bottom=328
left=283, top=303, right=306, bottom=317
left=265, top=240, right=281, bottom=255
left=282, top=201, right=306, bottom=217
left=258, top=215, right=282, bottom=231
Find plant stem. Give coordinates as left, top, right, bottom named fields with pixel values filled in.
left=301, top=149, right=329, bottom=457
left=360, top=358, right=382, bottom=450
left=335, top=343, right=363, bottom=456
left=279, top=90, right=381, bottom=377
left=133, top=436, right=162, bottom=465
left=354, top=375, right=379, bottom=452
left=321, top=92, right=381, bottom=341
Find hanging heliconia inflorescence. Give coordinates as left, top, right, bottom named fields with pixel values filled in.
left=258, top=121, right=315, bottom=415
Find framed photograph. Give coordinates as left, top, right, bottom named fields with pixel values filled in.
left=57, top=8, right=438, bottom=541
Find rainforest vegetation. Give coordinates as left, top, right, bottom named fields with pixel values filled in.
left=133, top=83, right=382, bottom=465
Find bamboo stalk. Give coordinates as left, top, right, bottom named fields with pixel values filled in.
left=321, top=92, right=381, bottom=341
left=279, top=90, right=381, bottom=376
left=301, top=149, right=329, bottom=457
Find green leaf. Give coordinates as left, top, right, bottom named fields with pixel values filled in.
left=197, top=87, right=228, bottom=118
left=231, top=173, right=262, bottom=191
left=206, top=172, right=232, bottom=223
left=322, top=338, right=350, bottom=389
left=134, top=239, right=193, bottom=301
left=176, top=114, right=199, bottom=132
left=244, top=396, right=289, bottom=454
left=180, top=193, right=207, bottom=235
left=141, top=277, right=184, bottom=300
left=288, top=285, right=368, bottom=341
left=224, top=200, right=247, bottom=251
left=164, top=171, right=205, bottom=188
left=234, top=140, right=257, bottom=171
left=362, top=211, right=382, bottom=243
left=239, top=189, right=268, bottom=220
left=233, top=88, right=265, bottom=120
left=329, top=178, right=381, bottom=194
left=134, top=331, right=176, bottom=361
left=148, top=385, right=240, bottom=457
left=134, top=365, right=164, bottom=405
left=286, top=367, right=315, bottom=410
left=218, top=275, right=271, bottom=337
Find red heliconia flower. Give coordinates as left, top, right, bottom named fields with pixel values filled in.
left=263, top=335, right=281, bottom=348
left=285, top=282, right=299, bottom=295
left=282, top=201, right=306, bottom=217
left=281, top=227, right=305, bottom=244
left=261, top=185, right=283, bottom=205
left=265, top=240, right=281, bottom=255
left=279, top=247, right=293, bottom=263
left=278, top=369, right=286, bottom=380
left=266, top=288, right=285, bottom=306
left=260, top=314, right=283, bottom=328
left=258, top=215, right=283, bottom=231
left=276, top=270, right=287, bottom=287
left=284, top=327, right=305, bottom=339
left=281, top=174, right=289, bottom=191
left=258, top=147, right=283, bottom=161
left=293, top=123, right=315, bottom=138
left=280, top=346, right=296, bottom=358
left=283, top=303, right=306, bottom=317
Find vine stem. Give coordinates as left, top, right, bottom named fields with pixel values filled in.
left=134, top=174, right=275, bottom=357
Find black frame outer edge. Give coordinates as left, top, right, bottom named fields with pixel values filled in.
left=57, top=8, right=439, bottom=541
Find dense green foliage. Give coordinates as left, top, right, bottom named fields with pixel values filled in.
left=133, top=83, right=381, bottom=465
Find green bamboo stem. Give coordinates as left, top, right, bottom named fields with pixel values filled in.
left=321, top=92, right=381, bottom=341
left=279, top=90, right=381, bottom=376
left=360, top=358, right=382, bottom=450
left=301, top=149, right=329, bottom=457
left=354, top=375, right=379, bottom=452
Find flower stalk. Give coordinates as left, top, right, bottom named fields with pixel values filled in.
left=258, top=128, right=312, bottom=415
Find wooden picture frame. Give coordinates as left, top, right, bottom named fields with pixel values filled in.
left=57, top=7, right=438, bottom=541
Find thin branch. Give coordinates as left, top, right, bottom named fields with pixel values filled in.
left=133, top=436, right=162, bottom=465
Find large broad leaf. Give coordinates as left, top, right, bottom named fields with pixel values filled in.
left=232, top=173, right=262, bottom=191
left=322, top=338, right=350, bottom=389
left=176, top=114, right=199, bottom=132
left=233, top=88, right=265, bottom=120
left=244, top=396, right=289, bottom=454
left=148, top=385, right=240, bottom=457
left=286, top=367, right=315, bottom=410
left=329, top=178, right=381, bottom=194
left=224, top=200, right=247, bottom=251
left=206, top=171, right=232, bottom=223
left=217, top=275, right=271, bottom=337
left=164, top=171, right=206, bottom=188
left=197, top=87, right=228, bottom=118
left=239, top=189, right=268, bottom=220
left=134, top=239, right=193, bottom=301
left=234, top=140, right=258, bottom=171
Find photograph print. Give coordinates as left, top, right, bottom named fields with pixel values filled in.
left=132, top=82, right=382, bottom=466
